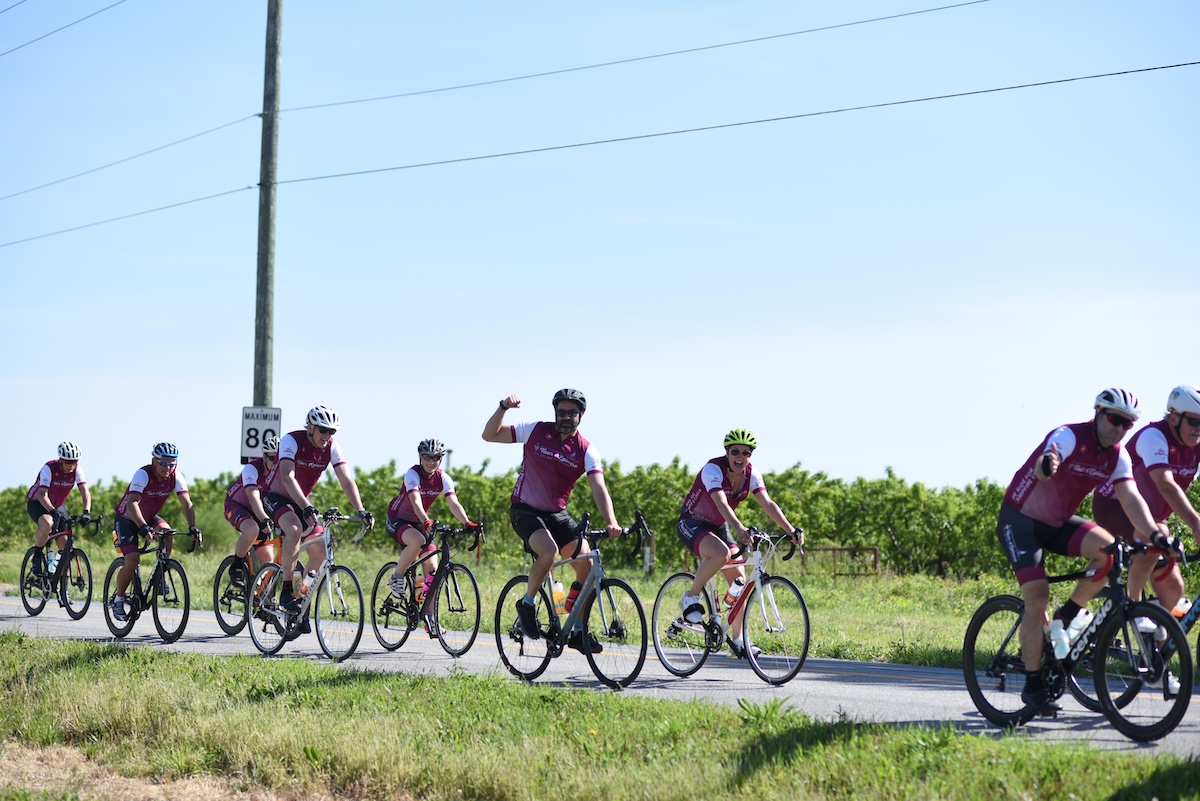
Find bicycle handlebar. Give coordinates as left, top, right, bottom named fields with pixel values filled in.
left=137, top=527, right=201, bottom=554
left=59, top=513, right=103, bottom=535
left=571, top=511, right=649, bottom=561
left=429, top=521, right=486, bottom=552
left=732, top=527, right=801, bottom=562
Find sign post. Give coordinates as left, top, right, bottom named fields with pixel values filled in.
left=241, top=406, right=282, bottom=464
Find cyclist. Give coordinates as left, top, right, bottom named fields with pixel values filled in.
left=996, top=388, right=1171, bottom=713
left=675, top=429, right=804, bottom=658
left=110, top=442, right=202, bottom=622
left=223, top=435, right=281, bottom=586
left=1093, top=384, right=1200, bottom=626
left=383, top=437, right=480, bottom=636
left=262, top=405, right=374, bottom=628
left=482, top=388, right=622, bottom=654
left=26, top=441, right=92, bottom=576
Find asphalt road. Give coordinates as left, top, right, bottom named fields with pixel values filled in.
left=2, top=593, right=1197, bottom=760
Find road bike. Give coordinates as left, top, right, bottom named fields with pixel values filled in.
left=494, top=511, right=650, bottom=689
left=246, top=508, right=366, bottom=660
left=102, top=527, right=201, bottom=643
left=211, top=522, right=283, bottom=636
left=652, top=528, right=809, bottom=685
left=19, top=513, right=102, bottom=620
left=370, top=521, right=484, bottom=657
left=963, top=539, right=1193, bottom=742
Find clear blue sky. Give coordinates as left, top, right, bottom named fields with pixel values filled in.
left=2, top=0, right=1197, bottom=498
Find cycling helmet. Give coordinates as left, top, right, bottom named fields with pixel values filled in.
left=1167, top=385, right=1200, bottom=416
left=307, top=405, right=340, bottom=430
left=262, top=434, right=280, bottom=455
left=57, top=441, right=81, bottom=460
left=552, top=388, right=587, bottom=412
left=1094, top=388, right=1140, bottom=421
left=723, top=428, right=758, bottom=449
left=152, top=442, right=180, bottom=460
left=418, top=438, right=446, bottom=457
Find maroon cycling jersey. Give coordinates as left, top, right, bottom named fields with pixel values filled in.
left=115, top=464, right=189, bottom=520
left=1094, top=419, right=1199, bottom=529
left=1003, top=421, right=1132, bottom=527
left=225, top=457, right=269, bottom=508
left=388, top=465, right=456, bottom=521
left=509, top=421, right=602, bottom=512
left=26, top=459, right=87, bottom=507
left=682, top=457, right=767, bottom=525
left=265, top=429, right=347, bottom=498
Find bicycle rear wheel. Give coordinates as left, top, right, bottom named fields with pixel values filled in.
left=212, top=554, right=248, bottom=635
left=247, top=562, right=287, bottom=655
left=314, top=565, right=364, bottom=661
left=962, top=594, right=1036, bottom=728
left=495, top=575, right=554, bottom=682
left=433, top=563, right=481, bottom=657
left=152, top=559, right=190, bottom=643
left=60, top=548, right=93, bottom=620
left=744, top=576, right=810, bottom=685
left=651, top=571, right=712, bottom=677
left=370, top=561, right=414, bottom=651
left=19, top=547, right=49, bottom=616
left=583, top=577, right=647, bottom=689
left=102, top=557, right=138, bottom=638
left=1095, top=601, right=1193, bottom=741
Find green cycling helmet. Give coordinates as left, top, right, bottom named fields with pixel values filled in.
left=723, top=428, right=757, bottom=449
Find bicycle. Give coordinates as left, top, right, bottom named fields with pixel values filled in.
left=246, top=507, right=366, bottom=660
left=494, top=511, right=650, bottom=689
left=370, top=521, right=484, bottom=657
left=102, top=527, right=201, bottom=643
left=963, top=539, right=1193, bottom=742
left=19, top=513, right=102, bottom=620
left=652, top=528, right=810, bottom=685
left=211, top=523, right=283, bottom=636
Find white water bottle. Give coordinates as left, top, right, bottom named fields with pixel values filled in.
left=722, top=578, right=745, bottom=611
left=1048, top=619, right=1070, bottom=660
left=1066, top=609, right=1093, bottom=643
left=46, top=551, right=59, bottom=575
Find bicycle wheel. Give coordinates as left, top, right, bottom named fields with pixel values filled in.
left=742, top=576, right=810, bottom=685
left=495, top=575, right=554, bottom=682
left=212, top=554, right=248, bottom=635
left=433, top=563, right=481, bottom=657
left=962, top=594, right=1036, bottom=728
left=19, top=547, right=49, bottom=617
left=370, top=561, right=414, bottom=651
left=152, top=559, right=190, bottom=643
left=651, top=572, right=711, bottom=677
left=583, top=577, right=648, bottom=689
left=247, top=562, right=287, bottom=656
left=314, top=565, right=364, bottom=661
left=1095, top=601, right=1194, bottom=741
left=60, top=548, right=93, bottom=620
left=102, top=557, right=138, bottom=638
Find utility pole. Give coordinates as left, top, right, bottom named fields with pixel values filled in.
left=253, top=0, right=283, bottom=407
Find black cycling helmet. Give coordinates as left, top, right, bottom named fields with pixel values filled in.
left=552, top=388, right=587, bottom=412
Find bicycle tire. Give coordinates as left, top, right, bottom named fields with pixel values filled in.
left=19, top=547, right=49, bottom=617
left=744, top=576, right=810, bottom=685
left=651, top=571, right=712, bottom=677
left=102, top=557, right=138, bottom=638
left=247, top=562, right=287, bottom=656
left=495, top=574, right=554, bottom=682
left=370, top=561, right=414, bottom=651
left=962, top=594, right=1036, bottom=728
left=212, top=554, right=249, bottom=635
left=314, top=565, right=364, bottom=661
left=583, top=577, right=648, bottom=689
left=152, top=559, right=191, bottom=643
left=433, top=562, right=481, bottom=657
left=59, top=548, right=93, bottom=620
left=1095, top=601, right=1194, bottom=741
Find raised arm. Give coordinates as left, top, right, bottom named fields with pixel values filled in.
left=482, top=394, right=520, bottom=443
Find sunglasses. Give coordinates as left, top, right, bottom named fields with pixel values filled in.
left=1182, top=414, right=1200, bottom=428
left=155, top=459, right=178, bottom=468
left=556, top=409, right=581, bottom=418
left=420, top=453, right=443, bottom=461
left=315, top=425, right=336, bottom=435
left=727, top=448, right=754, bottom=457
left=1104, top=413, right=1135, bottom=430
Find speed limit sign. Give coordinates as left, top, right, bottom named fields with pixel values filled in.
left=241, top=406, right=282, bottom=463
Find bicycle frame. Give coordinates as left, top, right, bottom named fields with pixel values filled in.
left=700, top=531, right=794, bottom=648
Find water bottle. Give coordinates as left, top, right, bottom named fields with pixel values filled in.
left=1066, top=608, right=1093, bottom=643
left=299, top=569, right=318, bottom=597
left=1173, top=598, right=1193, bottom=619
left=416, top=575, right=433, bottom=604
left=1048, top=619, right=1070, bottom=660
left=722, top=578, right=745, bottom=611
left=552, top=581, right=566, bottom=615
left=46, top=551, right=59, bottom=575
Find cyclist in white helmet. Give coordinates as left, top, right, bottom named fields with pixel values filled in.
left=25, top=441, right=92, bottom=576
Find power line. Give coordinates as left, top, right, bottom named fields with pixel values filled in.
left=0, top=1, right=31, bottom=16
left=3, top=59, right=1195, bottom=249
left=0, top=0, right=129, bottom=58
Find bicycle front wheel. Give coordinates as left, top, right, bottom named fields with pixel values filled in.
left=212, top=554, right=248, bottom=635
left=962, top=594, right=1035, bottom=728
left=743, top=576, right=810, bottom=685
left=102, top=557, right=138, bottom=638
left=19, top=547, right=49, bottom=617
left=495, top=575, right=554, bottom=682
left=314, top=565, right=364, bottom=661
left=152, top=559, right=190, bottom=643
left=370, top=561, right=414, bottom=651
left=433, top=563, right=481, bottom=657
left=583, top=577, right=648, bottom=689
left=60, top=548, right=93, bottom=620
left=247, top=562, right=287, bottom=656
left=1095, top=601, right=1194, bottom=741
left=651, top=571, right=712, bottom=677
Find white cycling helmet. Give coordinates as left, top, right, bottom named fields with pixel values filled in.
left=58, top=441, right=81, bottom=460
left=262, top=434, right=280, bottom=455
left=1167, top=385, right=1200, bottom=416
left=1094, top=388, right=1140, bottom=421
left=306, top=405, right=340, bottom=430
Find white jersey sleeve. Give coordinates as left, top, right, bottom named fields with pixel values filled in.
left=1135, top=427, right=1171, bottom=470
left=1046, top=427, right=1078, bottom=460
left=442, top=471, right=456, bottom=495
left=278, top=433, right=300, bottom=462
left=699, top=462, right=725, bottom=492
left=241, top=463, right=261, bottom=485
left=75, top=466, right=87, bottom=486
left=328, top=439, right=347, bottom=468
left=512, top=422, right=538, bottom=443
left=1109, top=446, right=1134, bottom=483
left=749, top=467, right=767, bottom=493
left=583, top=442, right=602, bottom=474
left=403, top=468, right=422, bottom=492
left=36, top=464, right=53, bottom=488
left=128, top=468, right=151, bottom=495
left=175, top=471, right=190, bottom=494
